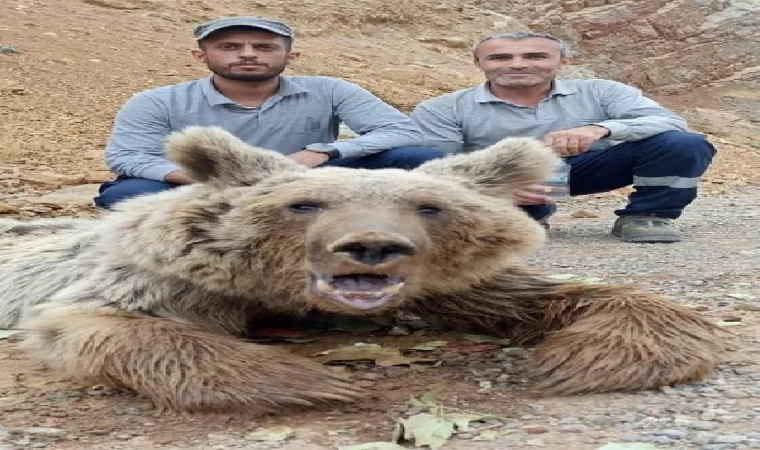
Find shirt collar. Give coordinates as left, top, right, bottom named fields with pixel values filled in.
left=201, top=75, right=309, bottom=107
left=474, top=79, right=577, bottom=104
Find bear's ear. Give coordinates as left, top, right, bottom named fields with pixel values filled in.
left=414, top=137, right=559, bottom=196
left=165, top=126, right=305, bottom=187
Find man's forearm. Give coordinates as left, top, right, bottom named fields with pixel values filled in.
left=594, top=115, right=687, bottom=142
left=330, top=122, right=423, bottom=158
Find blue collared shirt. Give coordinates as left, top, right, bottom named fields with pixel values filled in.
left=410, top=79, right=688, bottom=154
left=105, top=75, right=424, bottom=180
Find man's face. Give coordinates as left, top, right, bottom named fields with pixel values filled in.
left=474, top=37, right=570, bottom=88
left=192, top=29, right=298, bottom=82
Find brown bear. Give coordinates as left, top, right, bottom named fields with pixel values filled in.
left=0, top=126, right=723, bottom=413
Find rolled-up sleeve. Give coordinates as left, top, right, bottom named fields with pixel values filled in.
left=323, top=80, right=424, bottom=158
left=592, top=80, right=687, bottom=141
left=104, top=93, right=180, bottom=181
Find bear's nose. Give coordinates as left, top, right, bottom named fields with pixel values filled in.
left=330, top=238, right=417, bottom=266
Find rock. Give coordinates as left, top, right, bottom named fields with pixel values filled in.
left=570, top=209, right=600, bottom=219
left=491, top=16, right=531, bottom=32
left=20, top=172, right=86, bottom=187
left=84, top=171, right=113, bottom=183
left=0, top=45, right=22, bottom=54
left=0, top=204, right=19, bottom=214
left=723, top=389, right=749, bottom=398
left=30, top=184, right=100, bottom=206
left=656, top=429, right=688, bottom=439
left=735, top=303, right=760, bottom=311
left=22, top=427, right=67, bottom=438
left=358, top=372, right=382, bottom=381
left=711, top=435, right=747, bottom=444
left=674, top=419, right=719, bottom=430
left=387, top=325, right=410, bottom=336
left=523, top=425, right=549, bottom=434
left=417, top=37, right=469, bottom=49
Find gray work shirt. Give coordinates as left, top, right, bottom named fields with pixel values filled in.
left=105, top=75, right=424, bottom=181
left=410, top=79, right=688, bottom=154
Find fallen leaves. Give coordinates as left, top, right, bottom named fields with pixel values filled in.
left=313, top=343, right=436, bottom=367
left=345, top=393, right=506, bottom=449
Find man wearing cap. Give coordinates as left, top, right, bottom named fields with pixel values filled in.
left=94, top=16, right=444, bottom=209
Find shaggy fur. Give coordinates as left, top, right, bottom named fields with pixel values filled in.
left=0, top=126, right=724, bottom=412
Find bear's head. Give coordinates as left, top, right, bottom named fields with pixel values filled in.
left=109, top=127, right=558, bottom=315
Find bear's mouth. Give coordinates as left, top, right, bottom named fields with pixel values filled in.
left=310, top=273, right=405, bottom=310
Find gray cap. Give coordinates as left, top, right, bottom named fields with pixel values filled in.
left=193, top=16, right=293, bottom=41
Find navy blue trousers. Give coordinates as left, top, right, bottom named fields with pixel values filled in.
left=93, top=146, right=446, bottom=209
left=523, top=131, right=716, bottom=220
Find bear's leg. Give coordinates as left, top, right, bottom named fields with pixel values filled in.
left=403, top=267, right=725, bottom=395
left=19, top=303, right=362, bottom=412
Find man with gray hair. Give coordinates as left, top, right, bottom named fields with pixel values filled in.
left=410, top=32, right=716, bottom=243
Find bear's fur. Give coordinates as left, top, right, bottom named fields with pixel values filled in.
left=0, top=126, right=724, bottom=413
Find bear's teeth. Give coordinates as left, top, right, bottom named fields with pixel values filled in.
left=311, top=274, right=404, bottom=309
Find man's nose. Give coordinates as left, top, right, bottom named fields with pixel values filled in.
left=507, top=57, right=528, bottom=69
left=239, top=46, right=258, bottom=58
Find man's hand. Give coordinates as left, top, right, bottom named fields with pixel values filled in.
left=164, top=169, right=197, bottom=185
left=513, top=184, right=555, bottom=205
left=288, top=150, right=330, bottom=167
left=543, top=125, right=610, bottom=157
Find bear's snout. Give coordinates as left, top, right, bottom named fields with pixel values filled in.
left=327, top=232, right=417, bottom=266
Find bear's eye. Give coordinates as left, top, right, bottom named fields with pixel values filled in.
left=417, top=205, right=443, bottom=216
left=288, top=202, right=323, bottom=213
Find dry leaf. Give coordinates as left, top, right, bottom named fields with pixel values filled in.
left=313, top=343, right=435, bottom=367
left=244, top=426, right=295, bottom=441
left=0, top=329, right=21, bottom=340
left=408, top=341, right=448, bottom=351
left=395, top=413, right=454, bottom=449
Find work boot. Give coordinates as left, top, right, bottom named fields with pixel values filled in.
left=612, top=215, right=681, bottom=243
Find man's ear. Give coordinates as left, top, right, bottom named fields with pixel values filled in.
left=414, top=137, right=559, bottom=197
left=165, top=126, right=305, bottom=187
left=191, top=48, right=206, bottom=64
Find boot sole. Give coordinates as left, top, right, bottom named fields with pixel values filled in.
left=613, top=231, right=681, bottom=243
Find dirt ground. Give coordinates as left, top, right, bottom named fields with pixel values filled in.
left=1, top=0, right=760, bottom=449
